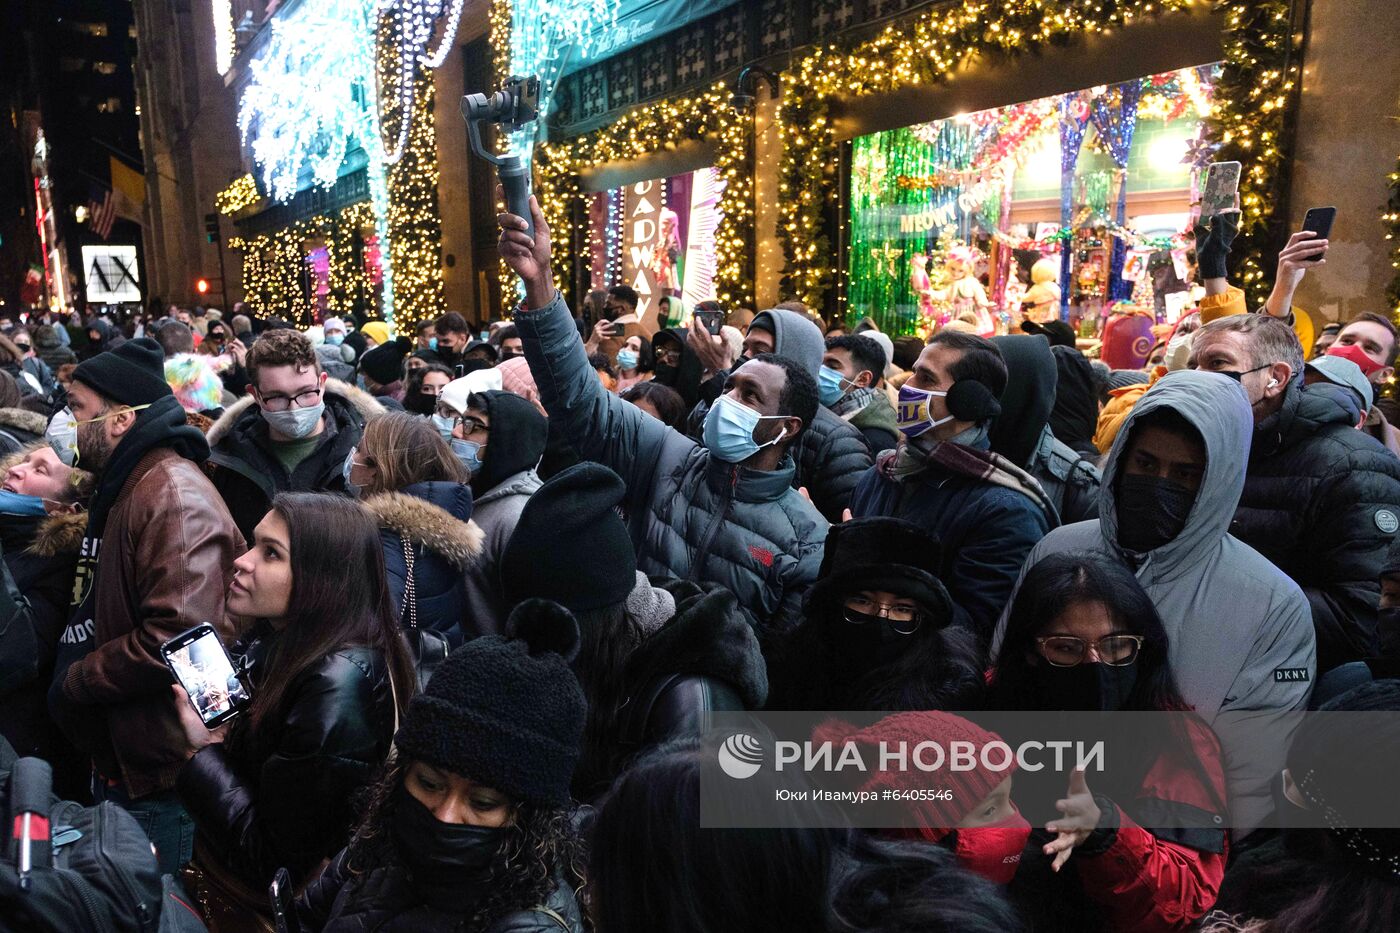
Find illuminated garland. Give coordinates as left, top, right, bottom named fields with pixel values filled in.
left=533, top=82, right=754, bottom=312
left=215, top=174, right=260, bottom=216
left=776, top=0, right=1295, bottom=312
left=230, top=203, right=377, bottom=324
left=1203, top=0, right=1302, bottom=309
left=379, top=9, right=447, bottom=329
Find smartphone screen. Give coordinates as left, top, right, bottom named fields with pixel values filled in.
left=163, top=625, right=251, bottom=727
left=1301, top=207, right=1336, bottom=261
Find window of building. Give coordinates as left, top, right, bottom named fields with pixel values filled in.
left=93, top=61, right=118, bottom=75
left=59, top=57, right=86, bottom=73
left=97, top=97, right=124, bottom=113
left=72, top=22, right=109, bottom=37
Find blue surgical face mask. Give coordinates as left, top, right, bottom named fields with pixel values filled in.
left=429, top=337, right=439, bottom=351
left=616, top=349, right=639, bottom=372
left=818, top=366, right=851, bottom=406
left=261, top=400, right=325, bottom=439
left=451, top=438, right=483, bottom=474
left=324, top=333, right=345, bottom=347
left=342, top=446, right=362, bottom=497
left=703, top=395, right=789, bottom=464
left=431, top=413, right=456, bottom=441
left=0, top=490, right=48, bottom=517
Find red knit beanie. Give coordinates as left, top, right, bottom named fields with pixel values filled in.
left=812, top=711, right=1016, bottom=840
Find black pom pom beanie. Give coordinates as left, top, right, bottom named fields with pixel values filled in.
left=394, top=599, right=587, bottom=807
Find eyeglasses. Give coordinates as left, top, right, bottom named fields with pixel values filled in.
left=1035, top=634, right=1145, bottom=667
left=258, top=387, right=322, bottom=412
left=842, top=595, right=923, bottom=635
left=13, top=342, right=30, bottom=351
left=454, top=415, right=489, bottom=435
left=658, top=348, right=682, bottom=365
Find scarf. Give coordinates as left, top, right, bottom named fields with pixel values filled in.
left=830, top=386, right=880, bottom=419
left=623, top=571, right=675, bottom=650
left=880, top=425, right=1056, bottom=522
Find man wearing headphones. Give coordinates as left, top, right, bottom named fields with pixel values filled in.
left=1190, top=314, right=1400, bottom=675
left=849, top=330, right=1055, bottom=649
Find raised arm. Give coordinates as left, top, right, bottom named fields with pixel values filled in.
left=499, top=196, right=686, bottom=504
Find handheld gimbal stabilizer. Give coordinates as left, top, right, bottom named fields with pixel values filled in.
left=461, top=75, right=541, bottom=240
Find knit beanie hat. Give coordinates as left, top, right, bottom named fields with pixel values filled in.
left=322, top=317, right=346, bottom=335
left=497, top=356, right=543, bottom=412
left=811, top=711, right=1014, bottom=840
left=73, top=337, right=172, bottom=407
left=359, top=336, right=412, bottom=385
left=164, top=353, right=224, bottom=413
left=361, top=321, right=391, bottom=346
left=499, top=461, right=636, bottom=612
left=395, top=600, right=586, bottom=807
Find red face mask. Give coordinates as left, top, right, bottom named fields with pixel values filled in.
left=952, top=807, right=1032, bottom=885
left=1327, top=342, right=1386, bottom=377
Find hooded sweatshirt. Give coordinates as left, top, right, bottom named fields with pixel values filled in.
left=1048, top=344, right=1100, bottom=459
left=990, top=335, right=1101, bottom=525
left=461, top=390, right=547, bottom=635
left=651, top=328, right=705, bottom=410
left=992, top=370, right=1315, bottom=831
left=747, top=309, right=873, bottom=522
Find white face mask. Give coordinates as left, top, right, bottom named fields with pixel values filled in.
left=46, top=408, right=79, bottom=466
left=261, top=401, right=325, bottom=439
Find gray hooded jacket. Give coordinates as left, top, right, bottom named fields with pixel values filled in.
left=748, top=309, right=872, bottom=523
left=992, top=370, right=1315, bottom=829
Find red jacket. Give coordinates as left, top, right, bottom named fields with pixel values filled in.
left=1064, top=716, right=1229, bottom=932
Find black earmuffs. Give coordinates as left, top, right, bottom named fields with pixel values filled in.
left=946, top=379, right=1002, bottom=423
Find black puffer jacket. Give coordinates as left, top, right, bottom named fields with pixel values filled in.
left=205, top=379, right=384, bottom=542
left=176, top=633, right=397, bottom=889
left=792, top=406, right=874, bottom=523
left=298, top=847, right=585, bottom=932
left=363, top=482, right=483, bottom=648
left=1233, top=380, right=1400, bottom=673
left=574, top=577, right=766, bottom=801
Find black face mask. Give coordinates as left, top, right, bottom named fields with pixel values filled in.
left=1377, top=607, right=1400, bottom=655
left=404, top=390, right=437, bottom=416
left=1029, top=661, right=1138, bottom=712
left=391, top=783, right=506, bottom=901
left=826, top=609, right=910, bottom=673
left=1115, top=474, right=1195, bottom=554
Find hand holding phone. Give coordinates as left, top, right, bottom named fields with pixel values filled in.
left=694, top=310, right=724, bottom=336
left=608, top=320, right=628, bottom=337
left=162, top=624, right=251, bottom=729
left=1299, top=206, right=1336, bottom=263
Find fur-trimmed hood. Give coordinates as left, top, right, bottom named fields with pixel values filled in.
left=0, top=408, right=50, bottom=440
left=362, top=482, right=483, bottom=570
left=28, top=509, right=87, bottom=557
left=205, top=377, right=384, bottom=446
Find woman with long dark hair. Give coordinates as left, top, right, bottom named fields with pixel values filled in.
left=296, top=600, right=588, bottom=932
left=986, top=552, right=1228, bottom=933
left=349, top=412, right=480, bottom=647
left=173, top=492, right=415, bottom=930
left=402, top=363, right=455, bottom=417
left=766, top=517, right=983, bottom=712
left=589, top=738, right=1024, bottom=933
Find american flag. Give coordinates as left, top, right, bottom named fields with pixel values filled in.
left=87, top=189, right=116, bottom=240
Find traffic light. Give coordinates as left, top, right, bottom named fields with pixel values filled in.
left=203, top=212, right=220, bottom=244
left=195, top=278, right=210, bottom=295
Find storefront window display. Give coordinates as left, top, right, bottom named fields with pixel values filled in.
left=586, top=166, right=726, bottom=333
left=848, top=63, right=1221, bottom=339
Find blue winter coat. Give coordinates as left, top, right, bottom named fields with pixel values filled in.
left=363, top=482, right=483, bottom=647
left=849, top=437, right=1051, bottom=647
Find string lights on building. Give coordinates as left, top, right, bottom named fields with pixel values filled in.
left=774, top=0, right=1301, bottom=311
left=215, top=174, right=260, bottom=216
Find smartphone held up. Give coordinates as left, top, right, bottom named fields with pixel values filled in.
left=162, top=624, right=251, bottom=728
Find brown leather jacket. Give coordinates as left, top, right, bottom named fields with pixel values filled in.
left=61, top=447, right=245, bottom=798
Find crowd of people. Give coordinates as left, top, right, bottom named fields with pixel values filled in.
left=0, top=188, right=1396, bottom=932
